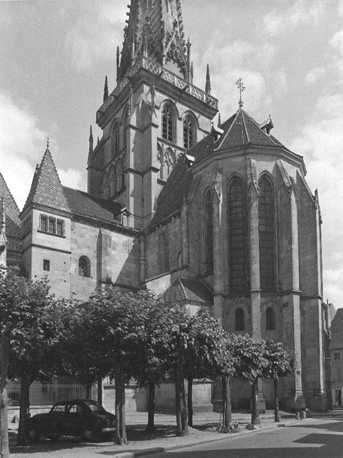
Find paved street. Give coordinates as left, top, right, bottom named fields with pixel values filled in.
left=144, top=417, right=343, bottom=458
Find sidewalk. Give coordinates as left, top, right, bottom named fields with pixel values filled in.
left=10, top=409, right=314, bottom=458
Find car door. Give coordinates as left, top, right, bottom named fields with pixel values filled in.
left=65, top=401, right=88, bottom=436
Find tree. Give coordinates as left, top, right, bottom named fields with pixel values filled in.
left=263, top=340, right=293, bottom=422
left=71, top=287, right=152, bottom=445
left=233, top=335, right=268, bottom=426
left=183, top=311, right=232, bottom=429
left=0, top=268, right=55, bottom=455
left=9, top=278, right=59, bottom=445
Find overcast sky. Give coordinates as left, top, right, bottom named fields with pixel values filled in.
left=1, top=0, right=343, bottom=307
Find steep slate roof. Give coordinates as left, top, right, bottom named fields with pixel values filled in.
left=217, top=108, right=281, bottom=150
left=151, top=108, right=296, bottom=228
left=163, top=278, right=212, bottom=306
left=23, top=147, right=70, bottom=213
left=150, top=156, right=193, bottom=227
left=63, top=187, right=122, bottom=224
left=0, top=172, right=21, bottom=238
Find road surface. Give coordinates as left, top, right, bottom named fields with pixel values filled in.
left=144, top=417, right=343, bottom=458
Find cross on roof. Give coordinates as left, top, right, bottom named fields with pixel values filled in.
left=236, top=78, right=246, bottom=108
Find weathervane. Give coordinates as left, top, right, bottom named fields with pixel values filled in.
left=236, top=77, right=245, bottom=108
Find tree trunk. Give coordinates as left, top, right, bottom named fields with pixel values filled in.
left=0, top=335, right=9, bottom=458
left=221, top=375, right=232, bottom=432
left=97, top=376, right=102, bottom=406
left=17, top=375, right=31, bottom=445
left=175, top=362, right=188, bottom=436
left=273, top=377, right=280, bottom=422
left=114, top=373, right=127, bottom=445
left=180, top=375, right=188, bottom=434
left=85, top=382, right=92, bottom=399
left=175, top=371, right=182, bottom=435
left=147, top=382, right=155, bottom=431
left=251, top=379, right=260, bottom=426
left=187, top=376, right=193, bottom=427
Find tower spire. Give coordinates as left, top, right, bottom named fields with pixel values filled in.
left=103, top=76, right=109, bottom=102
left=205, top=64, right=211, bottom=95
left=119, top=0, right=188, bottom=80
left=116, top=45, right=120, bottom=82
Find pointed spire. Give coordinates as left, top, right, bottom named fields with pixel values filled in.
left=103, top=75, right=109, bottom=102
left=186, top=38, right=191, bottom=82
left=23, top=142, right=70, bottom=213
left=46, top=136, right=50, bottom=151
left=119, top=0, right=188, bottom=79
left=89, top=125, right=94, bottom=155
left=116, top=46, right=120, bottom=82
left=0, top=198, right=5, bottom=231
left=205, top=64, right=211, bottom=95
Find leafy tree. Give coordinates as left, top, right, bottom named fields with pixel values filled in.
left=263, top=340, right=293, bottom=422
left=183, top=311, right=232, bottom=429
left=9, top=278, right=59, bottom=444
left=0, top=268, right=55, bottom=455
left=233, top=335, right=268, bottom=426
left=72, top=287, right=151, bottom=445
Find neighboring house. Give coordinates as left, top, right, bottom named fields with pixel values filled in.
left=0, top=0, right=332, bottom=412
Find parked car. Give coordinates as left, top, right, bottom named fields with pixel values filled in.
left=27, top=399, right=115, bottom=442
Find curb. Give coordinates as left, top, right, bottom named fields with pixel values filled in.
left=110, top=418, right=307, bottom=457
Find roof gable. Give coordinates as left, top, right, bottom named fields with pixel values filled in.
left=23, top=147, right=69, bottom=213
left=0, top=172, right=21, bottom=238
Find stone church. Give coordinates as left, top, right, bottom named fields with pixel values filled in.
left=0, top=0, right=331, bottom=411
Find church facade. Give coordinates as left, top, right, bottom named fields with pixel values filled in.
left=0, top=0, right=331, bottom=411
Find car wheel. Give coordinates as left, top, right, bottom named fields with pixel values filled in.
left=82, top=427, right=99, bottom=442
left=27, top=426, right=40, bottom=443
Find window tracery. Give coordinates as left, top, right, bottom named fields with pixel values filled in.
left=258, top=175, right=276, bottom=291
left=183, top=114, right=196, bottom=149
left=266, top=307, right=275, bottom=330
left=162, top=103, right=175, bottom=142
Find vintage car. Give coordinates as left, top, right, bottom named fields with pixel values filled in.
left=27, top=399, right=115, bottom=442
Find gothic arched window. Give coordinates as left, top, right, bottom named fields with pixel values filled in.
left=258, top=175, right=276, bottom=291
left=204, top=189, right=213, bottom=274
left=79, top=256, right=91, bottom=277
left=266, top=307, right=275, bottom=330
left=158, top=231, right=170, bottom=273
left=162, top=103, right=175, bottom=143
left=235, top=308, right=245, bottom=331
left=228, top=176, right=248, bottom=294
left=121, top=106, right=129, bottom=151
left=183, top=114, right=196, bottom=149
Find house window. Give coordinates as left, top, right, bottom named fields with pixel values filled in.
left=183, top=115, right=196, bottom=149
left=56, top=219, right=64, bottom=237
left=43, top=259, right=50, bottom=271
left=40, top=214, right=48, bottom=232
left=334, top=352, right=341, bottom=360
left=235, top=308, right=245, bottom=331
left=79, top=256, right=91, bottom=277
left=39, top=214, right=65, bottom=237
left=162, top=104, right=174, bottom=142
left=266, top=307, right=276, bottom=330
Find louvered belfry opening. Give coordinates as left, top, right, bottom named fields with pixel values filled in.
left=228, top=176, right=248, bottom=294
left=258, top=175, right=276, bottom=291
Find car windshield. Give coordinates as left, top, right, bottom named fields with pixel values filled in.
left=82, top=401, right=105, bottom=413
